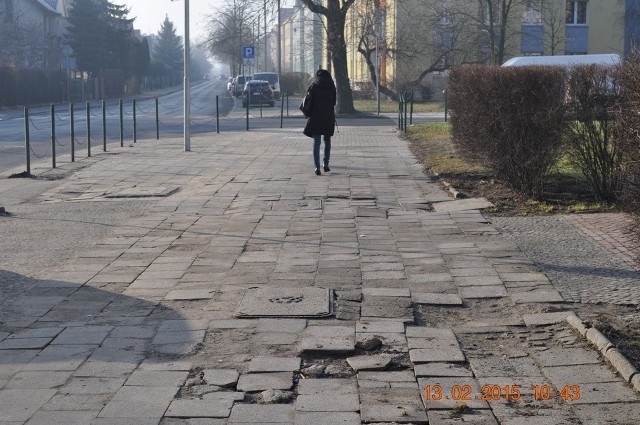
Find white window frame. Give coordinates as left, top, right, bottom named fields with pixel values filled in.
left=566, top=0, right=588, bottom=25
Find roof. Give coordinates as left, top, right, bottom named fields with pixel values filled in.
left=502, top=54, right=620, bottom=67
left=35, top=0, right=59, bottom=14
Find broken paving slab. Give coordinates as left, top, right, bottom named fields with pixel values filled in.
left=236, top=372, right=294, bottom=392
left=164, top=289, right=216, bottom=300
left=458, top=285, right=508, bottom=299
left=201, top=369, right=240, bottom=387
left=347, top=355, right=392, bottom=371
left=510, top=288, right=565, bottom=304
left=236, top=287, right=333, bottom=318
left=356, top=321, right=405, bottom=334
left=432, top=197, right=494, bottom=213
left=300, top=326, right=355, bottom=355
left=295, top=393, right=360, bottom=412
left=248, top=356, right=301, bottom=373
left=418, top=377, right=490, bottom=410
left=165, top=399, right=232, bottom=418
left=414, top=363, right=473, bottom=378
left=104, top=186, right=179, bottom=198
left=523, top=311, right=572, bottom=326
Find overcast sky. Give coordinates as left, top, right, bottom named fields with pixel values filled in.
left=124, top=0, right=220, bottom=41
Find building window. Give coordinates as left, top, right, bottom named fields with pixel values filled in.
left=566, top=1, right=587, bottom=25
left=523, top=0, right=542, bottom=24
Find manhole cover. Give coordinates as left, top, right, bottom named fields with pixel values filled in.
left=236, top=287, right=333, bottom=318
left=104, top=186, right=179, bottom=198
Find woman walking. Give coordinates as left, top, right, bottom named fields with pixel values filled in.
left=303, top=69, right=337, bottom=175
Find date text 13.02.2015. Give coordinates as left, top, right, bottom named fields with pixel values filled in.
left=424, top=384, right=581, bottom=402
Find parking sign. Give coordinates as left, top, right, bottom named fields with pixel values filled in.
left=242, top=46, right=255, bottom=59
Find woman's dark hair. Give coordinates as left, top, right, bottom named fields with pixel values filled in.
left=316, top=69, right=331, bottom=78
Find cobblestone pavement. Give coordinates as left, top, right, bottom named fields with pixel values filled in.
left=0, top=119, right=639, bottom=424
left=491, top=216, right=640, bottom=305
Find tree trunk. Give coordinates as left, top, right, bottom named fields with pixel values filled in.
left=328, top=12, right=354, bottom=114
left=300, top=0, right=355, bottom=114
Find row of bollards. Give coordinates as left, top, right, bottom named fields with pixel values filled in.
left=23, top=99, right=159, bottom=174
left=398, top=91, right=414, bottom=133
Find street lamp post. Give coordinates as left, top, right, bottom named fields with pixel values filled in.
left=184, top=0, right=191, bottom=151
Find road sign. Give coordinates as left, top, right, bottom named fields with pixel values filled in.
left=242, top=46, right=255, bottom=59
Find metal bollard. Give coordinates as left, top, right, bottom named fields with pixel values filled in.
left=24, top=106, right=30, bottom=175
left=119, top=99, right=124, bottom=147
left=102, top=100, right=107, bottom=152
left=133, top=99, right=137, bottom=143
left=280, top=94, right=284, bottom=129
left=51, top=104, right=56, bottom=168
left=260, top=96, right=263, bottom=118
left=246, top=96, right=249, bottom=131
left=70, top=103, right=75, bottom=162
left=286, top=92, right=289, bottom=117
left=216, top=95, right=220, bottom=134
left=86, top=102, right=91, bottom=157
left=155, top=98, right=159, bottom=140
left=410, top=94, right=414, bottom=126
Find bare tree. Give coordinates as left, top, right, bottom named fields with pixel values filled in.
left=542, top=0, right=565, bottom=55
left=0, top=9, right=52, bottom=68
left=204, top=0, right=261, bottom=77
left=299, top=0, right=356, bottom=114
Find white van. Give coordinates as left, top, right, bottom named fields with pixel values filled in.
left=502, top=54, right=620, bottom=68
left=252, top=72, right=280, bottom=100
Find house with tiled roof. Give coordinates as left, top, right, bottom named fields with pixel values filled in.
left=1, top=0, right=71, bottom=68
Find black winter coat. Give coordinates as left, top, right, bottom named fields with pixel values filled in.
left=303, top=74, right=336, bottom=138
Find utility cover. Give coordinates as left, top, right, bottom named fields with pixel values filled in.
left=236, top=287, right=333, bottom=318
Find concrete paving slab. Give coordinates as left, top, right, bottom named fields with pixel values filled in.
left=61, top=377, right=127, bottom=395
left=297, top=378, right=358, bottom=395
left=0, top=338, right=53, bottom=350
left=6, top=371, right=72, bottom=389
left=469, top=356, right=542, bottom=377
left=356, top=321, right=405, bottom=334
left=295, top=393, right=360, bottom=412
left=202, top=369, right=239, bottom=387
left=543, top=364, right=619, bottom=388
left=248, top=356, right=301, bottom=373
left=362, top=288, right=410, bottom=297
left=294, top=412, right=360, bottom=425
left=428, top=409, right=499, bottom=424
left=573, top=402, right=640, bottom=424
left=414, top=363, right=473, bottom=377
left=124, top=371, right=188, bottom=387
left=97, top=386, right=179, bottom=418
left=256, top=319, right=307, bottom=333
left=164, top=289, right=216, bottom=300
left=22, top=410, right=99, bottom=424
left=347, top=355, right=392, bottom=371
left=360, top=403, right=427, bottom=423
left=228, top=404, right=294, bottom=423
left=41, top=394, right=112, bottom=411
left=432, top=198, right=494, bottom=212
left=510, top=288, right=564, bottom=304
left=535, top=348, right=601, bottom=367
left=410, top=347, right=466, bottom=363
left=236, top=372, right=293, bottom=392
left=165, top=399, right=232, bottom=418
left=523, top=312, right=572, bottom=326
left=459, top=286, right=507, bottom=299
left=0, top=389, right=57, bottom=422
left=411, top=292, right=463, bottom=305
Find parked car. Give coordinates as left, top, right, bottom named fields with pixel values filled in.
left=242, top=80, right=275, bottom=107
left=232, top=75, right=250, bottom=97
left=252, top=72, right=280, bottom=100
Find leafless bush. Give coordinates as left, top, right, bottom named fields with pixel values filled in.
left=449, top=66, right=567, bottom=198
left=616, top=52, right=640, bottom=219
left=565, top=65, right=624, bottom=203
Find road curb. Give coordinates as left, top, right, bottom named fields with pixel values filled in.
left=566, top=312, right=638, bottom=388
left=432, top=172, right=466, bottom=199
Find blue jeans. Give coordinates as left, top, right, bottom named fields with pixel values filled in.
left=313, top=134, right=331, bottom=169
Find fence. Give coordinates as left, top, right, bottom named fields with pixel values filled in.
left=16, top=93, right=299, bottom=176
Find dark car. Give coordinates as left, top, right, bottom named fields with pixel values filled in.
left=242, top=80, right=275, bottom=107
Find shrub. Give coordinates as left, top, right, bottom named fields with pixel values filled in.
left=565, top=65, right=624, bottom=203
left=449, top=65, right=567, bottom=198
left=280, top=72, right=311, bottom=95
left=616, top=52, right=640, bottom=218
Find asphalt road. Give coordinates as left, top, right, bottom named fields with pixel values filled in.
left=0, top=80, right=237, bottom=173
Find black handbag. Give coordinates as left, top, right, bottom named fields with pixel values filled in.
left=299, top=86, right=313, bottom=117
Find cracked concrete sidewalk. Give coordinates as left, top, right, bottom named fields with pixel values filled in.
left=0, top=118, right=639, bottom=424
